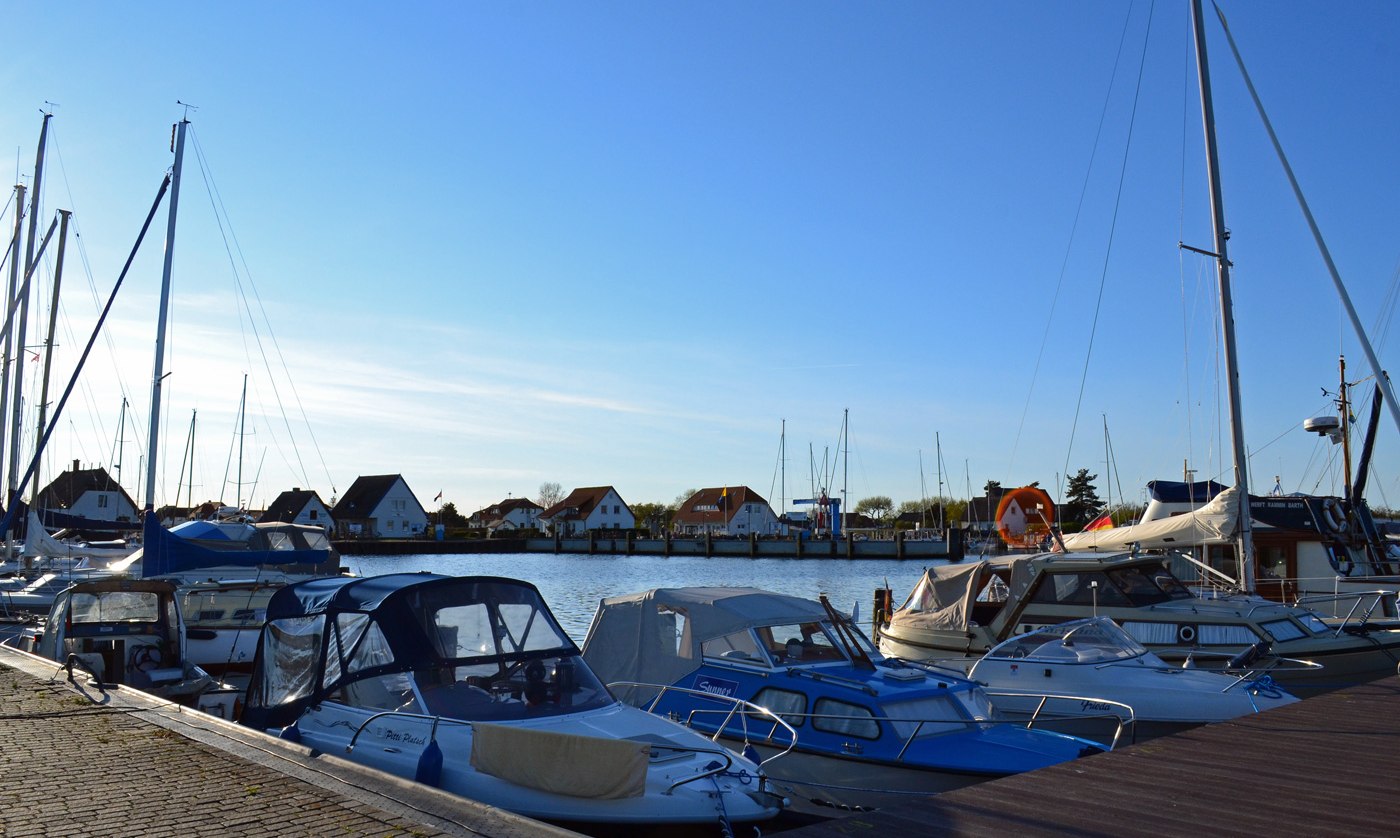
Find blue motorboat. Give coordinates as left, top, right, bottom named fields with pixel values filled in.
left=582, top=586, right=1105, bottom=814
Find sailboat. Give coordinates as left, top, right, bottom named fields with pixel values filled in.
left=878, top=0, right=1400, bottom=694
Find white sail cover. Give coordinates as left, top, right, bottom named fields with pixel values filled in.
left=24, top=508, right=135, bottom=561
left=1060, top=487, right=1238, bottom=552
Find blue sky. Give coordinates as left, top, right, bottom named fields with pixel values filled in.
left=3, top=1, right=1400, bottom=518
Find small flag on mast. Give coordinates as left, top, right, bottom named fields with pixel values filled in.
left=434, top=491, right=443, bottom=502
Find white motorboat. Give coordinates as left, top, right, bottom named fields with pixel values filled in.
left=239, top=573, right=784, bottom=828
left=960, top=616, right=1299, bottom=740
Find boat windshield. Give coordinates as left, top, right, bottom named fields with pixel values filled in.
left=69, top=590, right=163, bottom=624
left=1029, top=565, right=1194, bottom=607
left=987, top=618, right=1147, bottom=663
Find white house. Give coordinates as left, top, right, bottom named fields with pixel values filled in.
left=35, top=460, right=139, bottom=527
left=538, top=486, right=634, bottom=535
left=673, top=486, right=780, bottom=536
left=470, top=498, right=544, bottom=533
left=331, top=474, right=428, bottom=538
left=260, top=488, right=335, bottom=534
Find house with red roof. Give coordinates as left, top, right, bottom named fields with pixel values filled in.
left=469, top=497, right=544, bottom=533
left=672, top=486, right=779, bottom=536
left=538, top=486, right=633, bottom=535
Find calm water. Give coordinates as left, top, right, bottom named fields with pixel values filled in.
left=345, top=552, right=943, bottom=642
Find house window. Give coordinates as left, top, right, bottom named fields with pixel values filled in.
left=309, top=510, right=318, bottom=520
left=614, top=505, right=620, bottom=514
left=97, top=495, right=109, bottom=509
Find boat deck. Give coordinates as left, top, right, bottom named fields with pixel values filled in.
left=784, top=673, right=1400, bottom=836
left=0, top=644, right=575, bottom=838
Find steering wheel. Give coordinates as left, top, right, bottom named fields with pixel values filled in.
left=131, top=645, right=163, bottom=671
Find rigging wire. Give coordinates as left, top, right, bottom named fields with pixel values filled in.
left=1059, top=1, right=1158, bottom=492
left=188, top=126, right=337, bottom=498
left=1006, top=1, right=1137, bottom=487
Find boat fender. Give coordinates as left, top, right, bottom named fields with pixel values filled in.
left=1227, top=640, right=1270, bottom=671
left=742, top=743, right=761, bottom=765
left=415, top=739, right=444, bottom=787
left=1322, top=499, right=1347, bottom=533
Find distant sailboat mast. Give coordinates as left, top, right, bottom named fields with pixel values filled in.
left=145, top=117, right=189, bottom=513
left=8, top=113, right=51, bottom=508
left=1190, top=0, right=1255, bottom=592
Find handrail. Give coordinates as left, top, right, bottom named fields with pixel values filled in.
left=980, top=690, right=1135, bottom=751
left=1291, top=590, right=1397, bottom=636
left=606, top=681, right=799, bottom=768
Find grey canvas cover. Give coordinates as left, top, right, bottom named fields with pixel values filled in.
left=582, top=587, right=829, bottom=697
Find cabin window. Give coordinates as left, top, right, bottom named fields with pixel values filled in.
left=751, top=687, right=807, bottom=727
left=884, top=695, right=968, bottom=739
left=1028, top=572, right=1130, bottom=607
left=1196, top=624, right=1261, bottom=646
left=812, top=697, right=880, bottom=739
left=1261, top=619, right=1308, bottom=642
left=254, top=615, right=325, bottom=708
left=765, top=622, right=843, bottom=663
left=655, top=606, right=691, bottom=658
left=267, top=532, right=295, bottom=551
left=702, top=630, right=766, bottom=664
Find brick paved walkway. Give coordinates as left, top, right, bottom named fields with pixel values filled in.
left=0, top=647, right=576, bottom=838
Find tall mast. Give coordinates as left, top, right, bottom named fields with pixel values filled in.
left=31, top=208, right=69, bottom=501
left=780, top=418, right=786, bottom=516
left=0, top=183, right=23, bottom=496
left=1190, top=0, right=1255, bottom=592
left=145, top=118, right=188, bottom=512
left=236, top=373, right=247, bottom=509
left=935, top=432, right=944, bottom=531
left=9, top=114, right=51, bottom=506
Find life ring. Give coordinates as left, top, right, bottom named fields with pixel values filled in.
left=1322, top=499, right=1347, bottom=533
left=1178, top=625, right=1197, bottom=644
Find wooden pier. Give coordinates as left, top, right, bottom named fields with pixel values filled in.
left=784, top=675, right=1400, bottom=836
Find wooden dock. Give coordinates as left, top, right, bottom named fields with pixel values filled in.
left=784, top=675, right=1400, bottom=837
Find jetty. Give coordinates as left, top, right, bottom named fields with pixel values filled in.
left=784, top=674, right=1400, bottom=836
left=335, top=529, right=966, bottom=560
left=0, top=644, right=573, bottom=837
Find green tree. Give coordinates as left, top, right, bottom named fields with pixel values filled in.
left=1062, top=468, right=1104, bottom=527
left=630, top=502, right=672, bottom=534
left=435, top=502, right=469, bottom=528
left=855, top=495, right=894, bottom=523
left=983, top=480, right=1003, bottom=497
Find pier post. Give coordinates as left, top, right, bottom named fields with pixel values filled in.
left=553, top=529, right=561, bottom=554
left=664, top=530, right=671, bottom=556
left=896, top=530, right=904, bottom=559
left=750, top=532, right=757, bottom=557
left=588, top=530, right=596, bottom=555
left=795, top=534, right=803, bottom=558
left=846, top=531, right=854, bottom=558
left=947, top=527, right=964, bottom=561
left=626, top=531, right=634, bottom=555
left=705, top=530, right=713, bottom=557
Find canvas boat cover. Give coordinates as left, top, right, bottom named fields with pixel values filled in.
left=24, top=508, right=134, bottom=560
left=583, top=587, right=829, bottom=694
left=1060, top=487, right=1238, bottom=552
left=885, top=558, right=1042, bottom=635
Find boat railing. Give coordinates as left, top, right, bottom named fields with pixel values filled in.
left=345, top=704, right=749, bottom=795
left=1290, top=590, right=1399, bottom=634
left=979, top=690, right=1135, bottom=751
left=607, top=681, right=799, bottom=769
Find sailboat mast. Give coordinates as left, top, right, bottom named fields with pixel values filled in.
left=0, top=183, right=23, bottom=496
left=145, top=118, right=188, bottom=512
left=31, top=208, right=70, bottom=501
left=9, top=114, right=51, bottom=506
left=1191, top=0, right=1256, bottom=592
left=935, top=432, right=944, bottom=531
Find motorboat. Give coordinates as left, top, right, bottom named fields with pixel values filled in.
left=582, top=586, right=1105, bottom=815
left=238, top=573, right=783, bottom=828
left=1061, top=482, right=1400, bottom=622
left=876, top=551, right=1400, bottom=695
left=958, top=616, right=1299, bottom=740
left=4, top=578, right=239, bottom=716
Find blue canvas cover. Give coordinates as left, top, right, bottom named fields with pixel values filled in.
left=1146, top=480, right=1229, bottom=504
left=140, top=510, right=338, bottom=577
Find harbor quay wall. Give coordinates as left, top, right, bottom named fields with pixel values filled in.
left=336, top=529, right=963, bottom=560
